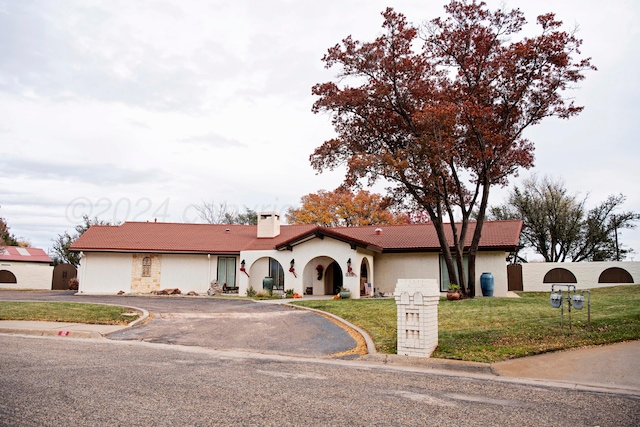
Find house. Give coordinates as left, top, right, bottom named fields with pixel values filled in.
left=70, top=213, right=522, bottom=297
left=0, top=246, right=54, bottom=289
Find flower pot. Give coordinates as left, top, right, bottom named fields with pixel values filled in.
left=446, top=291, right=461, bottom=301
left=339, top=291, right=351, bottom=299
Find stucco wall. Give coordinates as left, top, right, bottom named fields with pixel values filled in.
left=522, top=261, right=640, bottom=292
left=240, top=238, right=366, bottom=297
left=0, top=262, right=53, bottom=290
left=161, top=254, right=214, bottom=293
left=78, top=253, right=132, bottom=294
left=475, top=252, right=510, bottom=297
left=374, top=253, right=440, bottom=295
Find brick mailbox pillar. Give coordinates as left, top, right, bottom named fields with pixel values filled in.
left=394, top=278, right=440, bottom=358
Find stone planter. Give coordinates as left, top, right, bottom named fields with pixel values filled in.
left=339, top=291, right=351, bottom=299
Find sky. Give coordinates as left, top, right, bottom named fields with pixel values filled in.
left=1, top=0, right=639, bottom=260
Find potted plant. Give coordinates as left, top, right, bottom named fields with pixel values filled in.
left=447, top=283, right=461, bottom=300
left=339, top=286, right=351, bottom=299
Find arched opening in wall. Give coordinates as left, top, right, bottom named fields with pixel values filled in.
left=360, top=258, right=370, bottom=296
left=268, top=258, right=285, bottom=292
left=324, top=261, right=343, bottom=295
left=543, top=268, right=577, bottom=283
left=0, top=270, right=17, bottom=284
left=598, top=267, right=634, bottom=283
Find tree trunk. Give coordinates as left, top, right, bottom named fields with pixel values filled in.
left=468, top=181, right=491, bottom=298
left=427, top=208, right=460, bottom=290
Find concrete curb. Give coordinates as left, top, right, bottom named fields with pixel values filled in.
left=363, top=353, right=493, bottom=375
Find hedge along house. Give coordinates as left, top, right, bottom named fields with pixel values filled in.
left=0, top=246, right=53, bottom=289
left=70, top=213, right=522, bottom=298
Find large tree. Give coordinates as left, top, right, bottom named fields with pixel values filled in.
left=489, top=175, right=640, bottom=262
left=286, top=188, right=411, bottom=227
left=310, top=1, right=594, bottom=296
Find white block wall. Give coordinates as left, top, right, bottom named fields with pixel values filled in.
left=0, top=262, right=53, bottom=290
left=522, top=261, right=640, bottom=292
left=394, top=278, right=440, bottom=358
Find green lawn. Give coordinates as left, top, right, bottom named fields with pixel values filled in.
left=0, top=302, right=140, bottom=325
left=293, top=285, right=640, bottom=363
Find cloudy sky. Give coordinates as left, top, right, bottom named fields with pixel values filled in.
left=1, top=0, right=639, bottom=259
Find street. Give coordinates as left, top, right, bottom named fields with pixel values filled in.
left=1, top=335, right=638, bottom=427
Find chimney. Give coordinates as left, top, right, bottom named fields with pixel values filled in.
left=257, top=212, right=281, bottom=238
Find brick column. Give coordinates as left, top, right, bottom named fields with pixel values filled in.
left=394, top=278, right=440, bottom=358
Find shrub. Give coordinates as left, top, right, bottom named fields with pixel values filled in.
left=68, top=278, right=79, bottom=291
left=246, top=285, right=257, bottom=297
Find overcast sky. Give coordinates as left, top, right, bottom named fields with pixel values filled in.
left=1, top=0, right=639, bottom=260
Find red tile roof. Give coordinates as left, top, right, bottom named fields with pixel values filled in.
left=278, top=220, right=522, bottom=252
left=70, top=220, right=522, bottom=254
left=0, top=246, right=53, bottom=263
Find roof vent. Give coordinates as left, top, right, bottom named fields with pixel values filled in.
left=375, top=228, right=382, bottom=235
left=225, top=228, right=230, bottom=233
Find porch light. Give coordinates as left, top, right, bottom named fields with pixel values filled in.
left=290, top=259, right=295, bottom=268
left=347, top=258, right=352, bottom=268
left=241, top=259, right=246, bottom=268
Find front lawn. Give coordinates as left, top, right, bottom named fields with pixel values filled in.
left=293, top=285, right=640, bottom=363
left=0, top=302, right=140, bottom=325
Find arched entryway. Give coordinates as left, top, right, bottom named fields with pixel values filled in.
left=0, top=269, right=17, bottom=284
left=360, top=258, right=371, bottom=296
left=324, top=261, right=344, bottom=295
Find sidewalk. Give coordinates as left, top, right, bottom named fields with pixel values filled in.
left=0, top=320, right=128, bottom=339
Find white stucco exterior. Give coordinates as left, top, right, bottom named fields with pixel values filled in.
left=78, top=252, right=232, bottom=294
left=475, top=251, right=511, bottom=297
left=0, top=262, right=53, bottom=290
left=239, top=237, right=369, bottom=297
left=522, top=261, right=640, bottom=292
left=78, top=252, right=133, bottom=294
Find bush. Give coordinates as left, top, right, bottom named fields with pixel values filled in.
left=68, top=278, right=79, bottom=291
left=285, top=289, right=295, bottom=298
left=246, top=285, right=257, bottom=297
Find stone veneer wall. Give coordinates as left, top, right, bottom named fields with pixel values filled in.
left=130, top=254, right=162, bottom=293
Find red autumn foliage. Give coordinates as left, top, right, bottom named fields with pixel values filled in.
left=310, top=1, right=595, bottom=296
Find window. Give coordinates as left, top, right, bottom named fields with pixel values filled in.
left=142, top=257, right=152, bottom=277
left=218, top=257, right=236, bottom=288
left=439, top=255, right=468, bottom=292
left=269, top=258, right=285, bottom=290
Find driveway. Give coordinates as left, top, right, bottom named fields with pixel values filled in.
left=0, top=291, right=359, bottom=358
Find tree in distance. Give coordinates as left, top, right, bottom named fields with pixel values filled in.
left=51, top=215, right=115, bottom=266
left=489, top=175, right=640, bottom=262
left=286, top=188, right=414, bottom=227
left=0, top=207, right=31, bottom=248
left=310, top=1, right=595, bottom=296
left=194, top=201, right=258, bottom=225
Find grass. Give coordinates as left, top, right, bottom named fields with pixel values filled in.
left=0, top=302, right=140, bottom=325
left=293, top=285, right=640, bottom=363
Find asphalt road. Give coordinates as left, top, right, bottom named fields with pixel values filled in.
left=1, top=335, right=638, bottom=427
